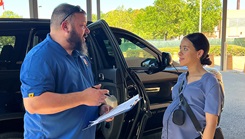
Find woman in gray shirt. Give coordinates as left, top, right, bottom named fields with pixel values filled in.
left=161, top=33, right=224, bottom=139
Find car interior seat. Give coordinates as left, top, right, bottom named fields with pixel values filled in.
left=0, top=45, right=14, bottom=70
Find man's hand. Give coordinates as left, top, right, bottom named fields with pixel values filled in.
left=99, top=104, right=114, bottom=122
left=81, top=84, right=109, bottom=106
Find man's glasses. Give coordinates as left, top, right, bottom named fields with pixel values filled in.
left=60, top=6, right=86, bottom=25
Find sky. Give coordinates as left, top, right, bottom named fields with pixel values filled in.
left=0, top=0, right=244, bottom=19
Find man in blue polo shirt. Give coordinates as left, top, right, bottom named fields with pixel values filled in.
left=20, top=3, right=112, bottom=139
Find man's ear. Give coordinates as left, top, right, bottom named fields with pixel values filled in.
left=61, top=21, right=69, bottom=32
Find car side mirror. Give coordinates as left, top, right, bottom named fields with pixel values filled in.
left=161, top=52, right=172, bottom=69
left=141, top=58, right=160, bottom=74
left=141, top=52, right=172, bottom=74
left=141, top=58, right=162, bottom=74
left=141, top=58, right=159, bottom=68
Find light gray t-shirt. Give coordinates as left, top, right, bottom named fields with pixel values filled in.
left=161, top=72, right=224, bottom=139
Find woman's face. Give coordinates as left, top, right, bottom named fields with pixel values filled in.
left=178, top=37, right=202, bottom=66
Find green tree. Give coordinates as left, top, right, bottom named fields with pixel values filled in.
left=179, top=0, right=199, bottom=35
left=0, top=11, right=22, bottom=49
left=133, top=6, right=163, bottom=39
left=92, top=14, right=97, bottom=22
left=0, top=10, right=22, bottom=18
left=155, top=0, right=185, bottom=39
left=149, top=0, right=221, bottom=39
left=201, top=0, right=222, bottom=33
left=134, top=0, right=186, bottom=39
left=97, top=0, right=221, bottom=40
left=180, top=0, right=221, bottom=35
left=102, top=6, right=136, bottom=32
left=0, top=36, right=15, bottom=48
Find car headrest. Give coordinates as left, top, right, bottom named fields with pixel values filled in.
left=0, top=45, right=14, bottom=62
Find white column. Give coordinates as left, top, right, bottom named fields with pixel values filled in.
left=29, top=0, right=38, bottom=18
left=86, top=0, right=92, bottom=21
left=97, top=0, right=101, bottom=20
left=221, top=0, right=227, bottom=71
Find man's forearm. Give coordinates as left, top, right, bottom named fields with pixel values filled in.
left=23, top=91, right=84, bottom=114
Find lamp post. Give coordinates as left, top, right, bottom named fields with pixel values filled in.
left=97, top=0, right=100, bottom=20
left=199, top=0, right=202, bottom=32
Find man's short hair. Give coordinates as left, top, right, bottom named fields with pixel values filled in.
left=50, top=3, right=86, bottom=27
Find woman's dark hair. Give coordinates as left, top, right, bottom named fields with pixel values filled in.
left=185, top=33, right=212, bottom=65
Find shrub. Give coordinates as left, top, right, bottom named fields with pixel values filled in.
left=158, top=45, right=245, bottom=56
left=123, top=45, right=245, bottom=58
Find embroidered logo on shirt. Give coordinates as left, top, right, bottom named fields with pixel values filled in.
left=80, top=56, right=88, bottom=66
left=28, top=93, right=34, bottom=97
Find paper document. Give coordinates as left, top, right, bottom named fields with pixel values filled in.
left=83, top=94, right=141, bottom=130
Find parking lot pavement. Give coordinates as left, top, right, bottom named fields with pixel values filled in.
left=219, top=71, right=245, bottom=139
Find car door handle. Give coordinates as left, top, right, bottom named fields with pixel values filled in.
left=145, top=87, right=160, bottom=93
left=98, top=73, right=105, bottom=80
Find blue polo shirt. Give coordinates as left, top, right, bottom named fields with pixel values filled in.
left=161, top=72, right=224, bottom=139
left=20, top=34, right=98, bottom=139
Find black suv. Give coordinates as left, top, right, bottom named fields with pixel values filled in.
left=0, top=18, right=185, bottom=139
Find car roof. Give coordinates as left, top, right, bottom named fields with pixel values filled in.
left=0, top=18, right=50, bottom=30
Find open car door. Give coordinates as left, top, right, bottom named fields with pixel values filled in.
left=87, top=20, right=150, bottom=139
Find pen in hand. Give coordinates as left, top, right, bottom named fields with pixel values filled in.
left=91, top=86, right=111, bottom=97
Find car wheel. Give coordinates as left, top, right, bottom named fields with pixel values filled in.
left=0, top=132, right=23, bottom=139
left=101, top=114, right=124, bottom=139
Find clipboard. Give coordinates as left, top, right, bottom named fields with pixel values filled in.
left=83, top=94, right=141, bottom=130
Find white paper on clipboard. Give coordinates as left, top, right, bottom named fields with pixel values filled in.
left=83, top=94, right=141, bottom=130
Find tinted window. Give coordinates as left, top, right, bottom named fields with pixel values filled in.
left=0, top=36, right=16, bottom=70
left=89, top=28, right=116, bottom=69
left=116, top=36, right=156, bottom=68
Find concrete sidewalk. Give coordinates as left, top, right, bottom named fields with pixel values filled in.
left=219, top=71, right=245, bottom=139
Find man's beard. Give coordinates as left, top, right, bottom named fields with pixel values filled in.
left=67, top=28, right=88, bottom=55
left=80, top=41, right=88, bottom=56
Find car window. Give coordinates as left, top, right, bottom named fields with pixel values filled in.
left=0, top=36, right=16, bottom=70
left=115, top=36, right=156, bottom=68
left=26, top=30, right=49, bottom=53
left=88, top=27, right=117, bottom=69
left=0, top=29, right=31, bottom=70
left=0, top=35, right=23, bottom=106
left=0, top=36, right=15, bottom=48
left=32, top=31, right=48, bottom=47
